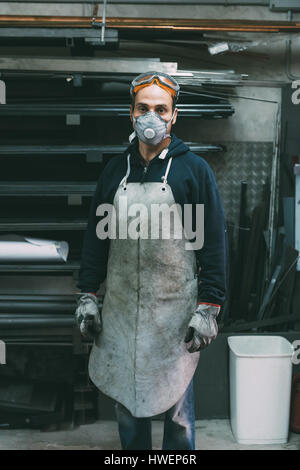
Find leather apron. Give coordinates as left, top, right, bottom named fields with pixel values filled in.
left=88, top=151, right=200, bottom=417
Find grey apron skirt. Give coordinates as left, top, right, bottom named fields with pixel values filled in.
left=88, top=152, right=200, bottom=417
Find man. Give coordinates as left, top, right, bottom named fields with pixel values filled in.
left=75, top=71, right=227, bottom=450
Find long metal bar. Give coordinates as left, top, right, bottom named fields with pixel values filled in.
left=1, top=16, right=300, bottom=32
left=0, top=219, right=87, bottom=231
left=0, top=71, right=286, bottom=87
left=0, top=57, right=177, bottom=74
left=1, top=341, right=74, bottom=346
left=0, top=302, right=103, bottom=313
left=0, top=103, right=234, bottom=117
left=0, top=261, right=80, bottom=272
left=0, top=1, right=271, bottom=4
left=0, top=298, right=102, bottom=308
left=0, top=70, right=279, bottom=87
left=0, top=294, right=81, bottom=301
left=0, top=316, right=75, bottom=326
left=0, top=27, right=116, bottom=38
left=1, top=329, right=72, bottom=336
left=0, top=70, right=239, bottom=79
left=0, top=143, right=225, bottom=154
left=0, top=182, right=96, bottom=196
left=271, top=0, right=300, bottom=11
left=0, top=294, right=74, bottom=302
left=0, top=303, right=76, bottom=313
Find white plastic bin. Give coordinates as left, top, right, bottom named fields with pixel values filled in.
left=228, top=335, right=294, bottom=445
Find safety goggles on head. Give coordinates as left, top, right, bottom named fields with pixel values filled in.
left=130, top=71, right=180, bottom=101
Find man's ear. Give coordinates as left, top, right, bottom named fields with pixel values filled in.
left=172, top=107, right=178, bottom=125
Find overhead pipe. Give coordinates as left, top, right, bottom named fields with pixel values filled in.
left=1, top=16, right=300, bottom=32
left=0, top=1, right=270, bottom=4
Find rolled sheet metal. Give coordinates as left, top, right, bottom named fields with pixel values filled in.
left=0, top=234, right=69, bottom=262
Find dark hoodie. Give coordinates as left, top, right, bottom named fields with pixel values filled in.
left=77, top=132, right=227, bottom=306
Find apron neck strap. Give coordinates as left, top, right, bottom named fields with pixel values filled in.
left=119, top=151, right=173, bottom=189
left=119, top=153, right=131, bottom=189
left=161, top=156, right=173, bottom=188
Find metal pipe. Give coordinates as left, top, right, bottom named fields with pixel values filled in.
left=0, top=103, right=234, bottom=118
left=0, top=295, right=77, bottom=301
left=0, top=262, right=80, bottom=272
left=0, top=316, right=75, bottom=326
left=0, top=143, right=225, bottom=155
left=0, top=302, right=76, bottom=313
left=1, top=341, right=75, bottom=345
left=1, top=16, right=300, bottom=32
left=0, top=1, right=270, bottom=4
left=0, top=300, right=103, bottom=313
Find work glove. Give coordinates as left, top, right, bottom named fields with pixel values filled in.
left=184, top=303, right=220, bottom=353
left=75, top=292, right=102, bottom=338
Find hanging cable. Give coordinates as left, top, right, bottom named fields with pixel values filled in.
left=286, top=10, right=300, bottom=81
left=180, top=88, right=279, bottom=104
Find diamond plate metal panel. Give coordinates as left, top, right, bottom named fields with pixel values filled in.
left=204, top=142, right=273, bottom=224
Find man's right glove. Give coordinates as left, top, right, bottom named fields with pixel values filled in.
left=75, top=292, right=102, bottom=338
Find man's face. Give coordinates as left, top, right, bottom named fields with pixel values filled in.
left=130, top=84, right=178, bottom=133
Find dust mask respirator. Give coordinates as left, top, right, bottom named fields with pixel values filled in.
left=131, top=109, right=176, bottom=146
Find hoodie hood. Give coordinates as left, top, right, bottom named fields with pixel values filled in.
left=128, top=132, right=190, bottom=166
left=168, top=132, right=190, bottom=158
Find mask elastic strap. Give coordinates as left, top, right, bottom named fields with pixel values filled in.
left=119, top=153, right=131, bottom=189
left=164, top=108, right=176, bottom=139
left=168, top=108, right=176, bottom=126
left=170, top=107, right=176, bottom=122
left=129, top=114, right=137, bottom=142
left=129, top=131, right=136, bottom=143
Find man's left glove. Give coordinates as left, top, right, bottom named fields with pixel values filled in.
left=184, top=303, right=220, bottom=353
left=75, top=292, right=102, bottom=338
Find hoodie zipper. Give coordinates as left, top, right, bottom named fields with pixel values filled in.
left=140, top=152, right=165, bottom=184
left=140, top=161, right=149, bottom=184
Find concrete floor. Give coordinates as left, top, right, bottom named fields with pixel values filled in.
left=0, top=420, right=299, bottom=450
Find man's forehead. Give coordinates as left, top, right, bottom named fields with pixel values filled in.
left=134, top=84, right=173, bottom=106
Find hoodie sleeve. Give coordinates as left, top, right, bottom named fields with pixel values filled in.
left=76, top=170, right=110, bottom=294
left=194, top=160, right=227, bottom=307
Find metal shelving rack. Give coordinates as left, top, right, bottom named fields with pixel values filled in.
left=0, top=74, right=232, bottom=295
left=0, top=4, right=235, bottom=423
